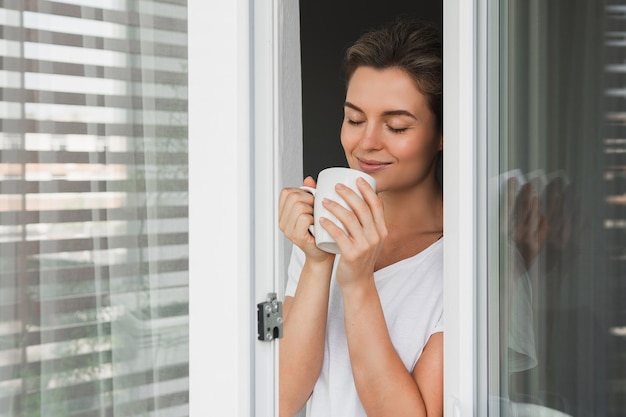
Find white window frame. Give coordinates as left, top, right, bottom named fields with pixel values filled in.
left=193, top=0, right=496, bottom=415
left=443, top=0, right=493, bottom=416
left=189, top=1, right=301, bottom=415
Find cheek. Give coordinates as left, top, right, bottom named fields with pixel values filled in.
left=406, top=131, right=442, bottom=156
left=340, top=126, right=356, bottom=152
left=395, top=140, right=436, bottom=166
left=394, top=141, right=421, bottom=159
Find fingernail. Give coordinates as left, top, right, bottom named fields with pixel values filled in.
left=357, top=177, right=365, bottom=184
left=336, top=183, right=345, bottom=190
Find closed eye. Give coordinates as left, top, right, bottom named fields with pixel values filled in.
left=387, top=125, right=408, bottom=134
left=347, top=119, right=364, bottom=126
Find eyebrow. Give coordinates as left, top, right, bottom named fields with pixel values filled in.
left=344, top=101, right=417, bottom=120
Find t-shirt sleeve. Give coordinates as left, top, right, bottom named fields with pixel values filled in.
left=431, top=309, right=444, bottom=335
left=412, top=294, right=443, bottom=371
left=429, top=249, right=444, bottom=336
left=285, top=245, right=305, bottom=297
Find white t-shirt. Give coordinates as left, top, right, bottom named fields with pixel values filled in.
left=285, top=238, right=444, bottom=417
left=505, top=239, right=537, bottom=373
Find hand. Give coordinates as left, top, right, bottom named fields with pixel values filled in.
left=544, top=176, right=570, bottom=255
left=278, top=176, right=335, bottom=263
left=543, top=177, right=588, bottom=273
left=506, top=178, right=547, bottom=269
left=319, top=177, right=387, bottom=287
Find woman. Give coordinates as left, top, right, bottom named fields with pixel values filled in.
left=278, top=19, right=443, bottom=417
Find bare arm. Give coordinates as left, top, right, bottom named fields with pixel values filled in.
left=278, top=177, right=335, bottom=417
left=322, top=178, right=443, bottom=417
left=279, top=259, right=333, bottom=417
left=342, top=280, right=443, bottom=417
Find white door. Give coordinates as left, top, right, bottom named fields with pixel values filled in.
left=442, top=0, right=489, bottom=415
left=444, top=1, right=626, bottom=416
left=486, top=1, right=626, bottom=416
left=191, top=1, right=302, bottom=415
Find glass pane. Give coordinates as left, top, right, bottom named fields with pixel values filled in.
left=490, top=1, right=626, bottom=416
left=0, top=1, right=189, bottom=416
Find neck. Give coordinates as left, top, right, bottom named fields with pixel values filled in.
left=380, top=178, right=443, bottom=234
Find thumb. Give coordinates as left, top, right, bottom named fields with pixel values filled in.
left=303, top=176, right=317, bottom=188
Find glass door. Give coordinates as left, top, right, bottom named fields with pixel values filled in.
left=488, top=1, right=626, bottom=416
left=0, top=1, right=189, bottom=416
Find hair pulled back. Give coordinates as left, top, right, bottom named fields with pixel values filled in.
left=344, top=19, right=443, bottom=134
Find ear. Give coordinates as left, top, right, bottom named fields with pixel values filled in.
left=438, top=134, right=443, bottom=151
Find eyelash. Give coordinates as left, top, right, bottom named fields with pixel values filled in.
left=387, top=126, right=408, bottom=134
left=346, top=119, right=408, bottom=134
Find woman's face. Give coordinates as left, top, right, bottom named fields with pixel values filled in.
left=341, top=66, right=442, bottom=193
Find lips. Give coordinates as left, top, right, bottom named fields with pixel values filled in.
left=357, top=157, right=391, bottom=173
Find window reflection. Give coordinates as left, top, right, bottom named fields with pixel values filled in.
left=492, top=1, right=625, bottom=416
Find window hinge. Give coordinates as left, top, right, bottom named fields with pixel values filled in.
left=257, top=292, right=283, bottom=341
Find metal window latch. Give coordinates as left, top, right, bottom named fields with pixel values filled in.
left=257, top=292, right=283, bottom=341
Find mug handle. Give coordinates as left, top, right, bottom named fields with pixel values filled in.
left=299, top=186, right=316, bottom=236
left=299, top=185, right=316, bottom=195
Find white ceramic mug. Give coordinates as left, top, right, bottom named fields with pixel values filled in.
left=300, top=167, right=376, bottom=254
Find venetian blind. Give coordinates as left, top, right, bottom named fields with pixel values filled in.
left=0, top=0, right=189, bottom=416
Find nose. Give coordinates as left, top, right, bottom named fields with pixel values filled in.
left=358, top=122, right=384, bottom=150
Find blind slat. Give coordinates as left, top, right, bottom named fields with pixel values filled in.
left=0, top=88, right=187, bottom=111
left=0, top=206, right=189, bottom=224
left=0, top=179, right=188, bottom=193
left=0, top=232, right=189, bottom=255
left=5, top=0, right=189, bottom=33
left=1, top=150, right=188, bottom=165
left=0, top=26, right=188, bottom=58
left=1, top=294, right=188, bottom=321
left=0, top=119, right=188, bottom=137
left=0, top=259, right=189, bottom=289
left=0, top=57, right=188, bottom=83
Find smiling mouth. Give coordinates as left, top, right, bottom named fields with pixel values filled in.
left=357, top=158, right=391, bottom=173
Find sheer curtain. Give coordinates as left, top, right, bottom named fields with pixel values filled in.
left=0, top=1, right=189, bottom=416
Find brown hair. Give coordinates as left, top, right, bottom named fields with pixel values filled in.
left=344, top=19, right=443, bottom=134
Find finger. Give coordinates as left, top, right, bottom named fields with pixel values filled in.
left=293, top=210, right=315, bottom=241
left=322, top=196, right=360, bottom=235
left=279, top=187, right=309, bottom=219
left=356, top=177, right=387, bottom=237
left=278, top=188, right=314, bottom=232
left=282, top=204, right=315, bottom=247
left=279, top=177, right=316, bottom=217
left=319, top=216, right=346, bottom=239
left=514, top=183, right=536, bottom=222
left=516, top=182, right=534, bottom=207
left=519, top=194, right=539, bottom=234
left=303, top=175, right=316, bottom=188
left=318, top=215, right=365, bottom=260
left=322, top=194, right=381, bottom=253
left=289, top=199, right=314, bottom=223
left=333, top=183, right=375, bottom=232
